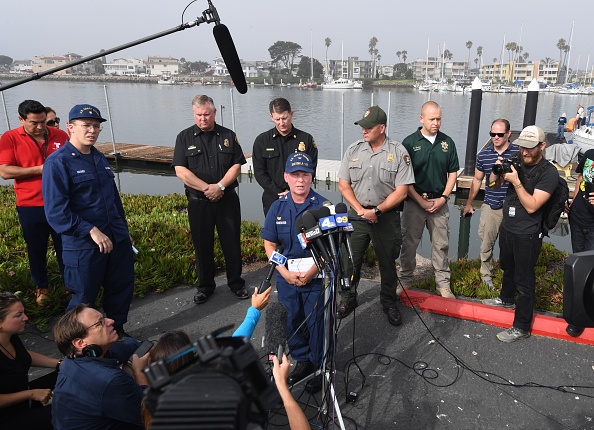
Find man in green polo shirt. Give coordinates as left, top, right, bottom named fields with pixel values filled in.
left=399, top=101, right=459, bottom=299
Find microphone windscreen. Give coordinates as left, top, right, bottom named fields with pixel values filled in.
left=295, top=218, right=305, bottom=233
left=302, top=211, right=318, bottom=229
left=265, top=302, right=288, bottom=355
left=276, top=246, right=284, bottom=254
left=318, top=206, right=331, bottom=217
left=213, top=24, right=248, bottom=94
left=335, top=202, right=348, bottom=213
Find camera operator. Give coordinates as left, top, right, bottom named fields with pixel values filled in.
left=482, top=126, right=559, bottom=343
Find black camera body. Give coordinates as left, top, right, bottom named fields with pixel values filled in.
left=493, top=154, right=522, bottom=176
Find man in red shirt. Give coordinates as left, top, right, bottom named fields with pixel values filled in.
left=0, top=100, right=68, bottom=305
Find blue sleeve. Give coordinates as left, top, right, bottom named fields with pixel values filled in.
left=42, top=155, right=94, bottom=237
left=260, top=204, right=279, bottom=243
left=102, top=372, right=145, bottom=426
left=232, top=306, right=261, bottom=338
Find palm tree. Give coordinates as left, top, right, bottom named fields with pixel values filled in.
left=401, top=50, right=408, bottom=63
left=368, top=36, right=378, bottom=78
left=556, top=38, right=567, bottom=66
left=324, top=37, right=331, bottom=78
left=396, top=51, right=401, bottom=62
left=522, top=52, right=529, bottom=62
left=476, top=45, right=483, bottom=67
left=443, top=49, right=453, bottom=61
left=465, top=40, right=473, bottom=74
left=376, top=53, right=382, bottom=77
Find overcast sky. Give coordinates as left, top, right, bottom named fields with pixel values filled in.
left=2, top=0, right=592, bottom=70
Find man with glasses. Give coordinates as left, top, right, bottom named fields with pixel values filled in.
left=42, top=104, right=135, bottom=339
left=463, top=119, right=519, bottom=289
left=252, top=97, right=318, bottom=215
left=399, top=101, right=459, bottom=300
left=0, top=100, right=68, bottom=307
left=52, top=304, right=149, bottom=430
left=482, top=125, right=559, bottom=342
left=336, top=106, right=414, bottom=326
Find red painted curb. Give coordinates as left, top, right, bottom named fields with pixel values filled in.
left=400, top=290, right=594, bottom=346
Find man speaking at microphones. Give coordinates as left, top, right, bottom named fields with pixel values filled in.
left=337, top=106, right=415, bottom=326
left=260, top=153, right=327, bottom=388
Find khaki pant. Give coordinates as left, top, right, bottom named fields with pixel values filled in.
left=399, top=199, right=450, bottom=289
left=477, top=204, right=503, bottom=282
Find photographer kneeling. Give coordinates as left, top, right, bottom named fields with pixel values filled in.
left=482, top=126, right=559, bottom=343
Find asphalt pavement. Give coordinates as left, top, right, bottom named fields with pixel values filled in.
left=23, top=266, right=594, bottom=430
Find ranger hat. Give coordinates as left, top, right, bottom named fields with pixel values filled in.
left=285, top=152, right=314, bottom=174
left=513, top=125, right=545, bottom=149
left=354, top=106, right=387, bottom=128
left=68, top=104, right=107, bottom=123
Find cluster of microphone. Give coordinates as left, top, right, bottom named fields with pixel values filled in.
left=294, top=202, right=354, bottom=290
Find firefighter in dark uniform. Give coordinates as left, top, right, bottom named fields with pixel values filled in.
left=252, top=98, right=318, bottom=215
left=172, top=95, right=248, bottom=305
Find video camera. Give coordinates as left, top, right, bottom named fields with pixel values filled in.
left=492, top=154, right=522, bottom=176
left=143, top=328, right=280, bottom=429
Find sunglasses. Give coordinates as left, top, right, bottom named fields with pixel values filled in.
left=489, top=132, right=506, bottom=138
left=47, top=118, right=60, bottom=127
left=0, top=291, right=18, bottom=300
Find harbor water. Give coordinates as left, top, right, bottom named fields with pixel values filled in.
left=0, top=80, right=580, bottom=258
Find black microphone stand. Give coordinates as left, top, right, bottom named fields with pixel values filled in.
left=0, top=0, right=221, bottom=93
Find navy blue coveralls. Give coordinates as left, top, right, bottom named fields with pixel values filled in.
left=260, top=189, right=326, bottom=366
left=42, top=141, right=134, bottom=330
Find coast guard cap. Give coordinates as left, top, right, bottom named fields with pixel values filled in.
left=513, top=125, right=545, bottom=149
left=355, top=106, right=387, bottom=128
left=68, top=104, right=107, bottom=123
left=285, top=152, right=314, bottom=174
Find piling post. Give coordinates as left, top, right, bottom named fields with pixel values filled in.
left=464, top=77, right=483, bottom=176
left=523, top=79, right=540, bottom=128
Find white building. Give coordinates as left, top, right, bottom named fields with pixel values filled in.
left=146, top=56, right=179, bottom=77
left=10, top=60, right=33, bottom=74
left=104, top=58, right=145, bottom=76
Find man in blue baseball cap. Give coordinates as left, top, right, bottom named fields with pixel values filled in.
left=260, top=152, right=327, bottom=391
left=42, top=104, right=135, bottom=339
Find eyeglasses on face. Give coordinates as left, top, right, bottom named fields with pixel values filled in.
left=73, top=123, right=103, bottom=132
left=85, top=315, right=106, bottom=331
left=489, top=132, right=507, bottom=138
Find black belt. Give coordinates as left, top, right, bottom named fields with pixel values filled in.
left=418, top=192, right=444, bottom=199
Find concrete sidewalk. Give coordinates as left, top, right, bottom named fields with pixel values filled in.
left=23, top=267, right=594, bottom=429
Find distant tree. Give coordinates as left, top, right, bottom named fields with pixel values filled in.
left=443, top=49, right=453, bottom=61
left=396, top=51, right=402, bottom=62
left=189, top=61, right=209, bottom=73
left=556, top=38, right=567, bottom=66
left=474, top=58, right=479, bottom=68
left=324, top=37, right=332, bottom=77
left=368, top=36, right=378, bottom=78
left=401, top=50, right=408, bottom=63
left=476, top=46, right=483, bottom=66
left=93, top=59, right=104, bottom=75
left=493, top=57, right=498, bottom=63
left=393, top=63, right=411, bottom=79
left=0, top=55, right=14, bottom=68
left=297, top=56, right=324, bottom=79
left=522, top=52, right=529, bottom=62
left=268, top=41, right=302, bottom=71
left=465, top=40, right=473, bottom=73
left=505, top=42, right=517, bottom=62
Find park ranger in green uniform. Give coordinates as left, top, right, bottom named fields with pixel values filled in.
left=337, top=106, right=415, bottom=326
left=399, top=101, right=460, bottom=299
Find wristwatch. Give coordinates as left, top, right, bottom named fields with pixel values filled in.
left=374, top=207, right=382, bottom=217
left=441, top=195, right=449, bottom=201
left=217, top=182, right=225, bottom=191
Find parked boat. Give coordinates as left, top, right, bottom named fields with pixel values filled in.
left=322, top=78, right=355, bottom=89
left=157, top=72, right=176, bottom=85
left=572, top=106, right=594, bottom=154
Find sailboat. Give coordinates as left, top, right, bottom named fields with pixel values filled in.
left=322, top=41, right=355, bottom=89
left=304, top=31, right=318, bottom=88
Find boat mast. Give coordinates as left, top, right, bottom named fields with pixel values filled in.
left=565, top=20, right=574, bottom=84
left=310, top=30, right=314, bottom=82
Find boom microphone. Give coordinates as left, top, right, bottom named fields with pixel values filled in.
left=260, top=247, right=286, bottom=293
left=265, top=302, right=288, bottom=364
left=213, top=24, right=248, bottom=94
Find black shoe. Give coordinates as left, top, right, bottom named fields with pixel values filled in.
left=305, top=373, right=323, bottom=393
left=287, top=361, right=314, bottom=385
left=384, top=306, right=402, bottom=326
left=566, top=324, right=585, bottom=337
left=235, top=287, right=249, bottom=299
left=193, top=291, right=209, bottom=305
left=336, top=299, right=357, bottom=319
